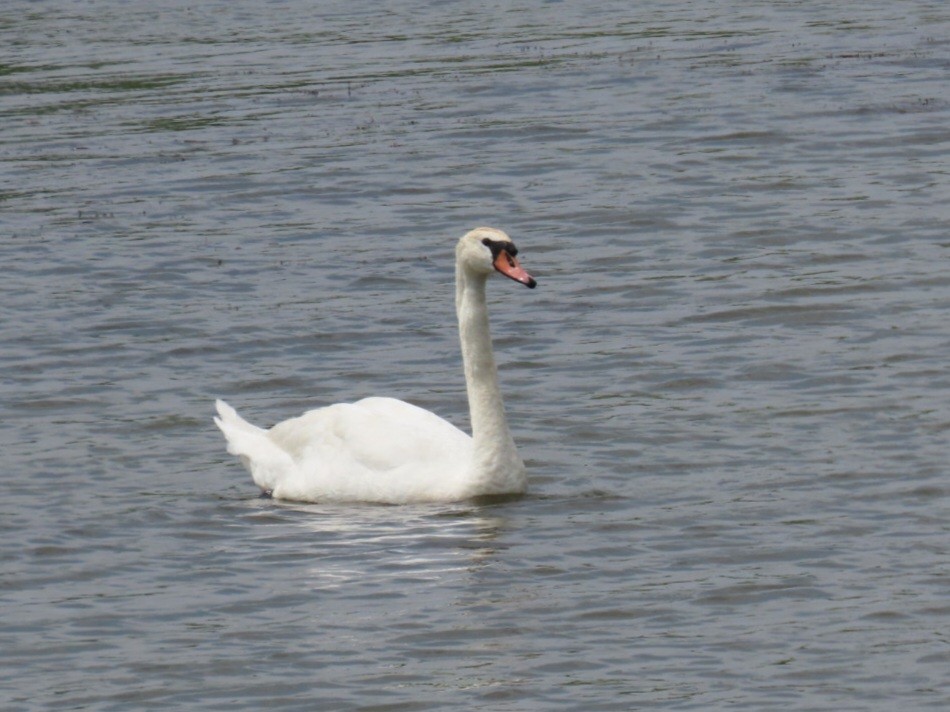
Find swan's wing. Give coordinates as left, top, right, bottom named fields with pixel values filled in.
left=267, top=396, right=472, bottom=473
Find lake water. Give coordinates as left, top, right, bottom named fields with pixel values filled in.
left=2, top=1, right=948, bottom=709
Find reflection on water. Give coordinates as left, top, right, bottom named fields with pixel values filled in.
left=263, top=501, right=509, bottom=588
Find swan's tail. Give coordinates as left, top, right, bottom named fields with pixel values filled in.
left=214, top=399, right=294, bottom=494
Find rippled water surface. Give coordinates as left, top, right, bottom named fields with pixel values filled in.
left=2, top=1, right=949, bottom=709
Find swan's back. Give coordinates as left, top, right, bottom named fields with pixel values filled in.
left=270, top=396, right=470, bottom=468
left=215, top=398, right=474, bottom=503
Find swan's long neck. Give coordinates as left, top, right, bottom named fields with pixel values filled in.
left=456, top=262, right=525, bottom=492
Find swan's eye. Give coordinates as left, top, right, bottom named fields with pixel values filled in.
left=482, top=237, right=519, bottom=259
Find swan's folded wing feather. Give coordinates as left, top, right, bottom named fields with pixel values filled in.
left=267, top=396, right=472, bottom=473
left=214, top=400, right=295, bottom=492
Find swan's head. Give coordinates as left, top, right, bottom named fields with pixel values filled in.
left=457, top=227, right=537, bottom=288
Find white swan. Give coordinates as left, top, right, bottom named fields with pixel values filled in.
left=214, top=227, right=537, bottom=504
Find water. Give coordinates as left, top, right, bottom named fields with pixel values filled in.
left=2, top=1, right=948, bottom=709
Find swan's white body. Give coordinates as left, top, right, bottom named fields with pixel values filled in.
left=214, top=227, right=537, bottom=504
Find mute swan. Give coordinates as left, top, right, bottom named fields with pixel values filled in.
left=214, top=227, right=537, bottom=504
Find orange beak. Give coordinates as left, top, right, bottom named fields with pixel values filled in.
left=493, top=250, right=537, bottom=288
